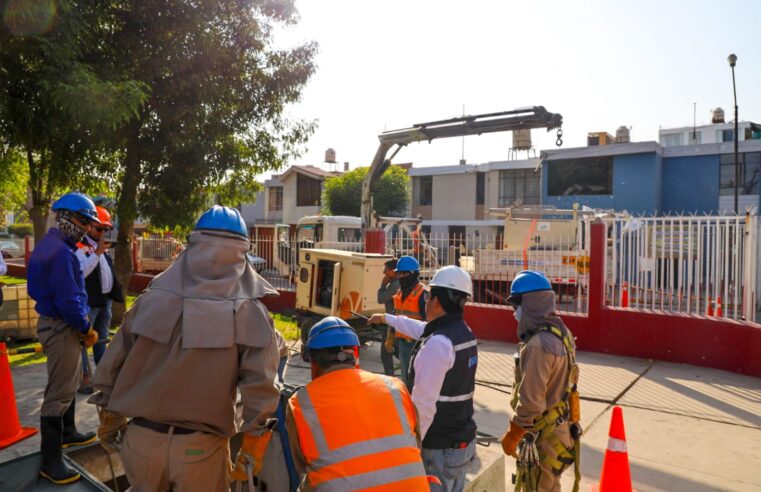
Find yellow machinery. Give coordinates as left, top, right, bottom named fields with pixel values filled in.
left=0, top=284, right=39, bottom=343
left=294, top=248, right=392, bottom=360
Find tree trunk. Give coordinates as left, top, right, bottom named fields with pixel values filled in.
left=28, top=206, right=49, bottom=243
left=26, top=149, right=50, bottom=242
left=112, top=132, right=142, bottom=325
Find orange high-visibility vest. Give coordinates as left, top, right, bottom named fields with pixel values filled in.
left=288, top=369, right=428, bottom=492
left=393, top=283, right=425, bottom=341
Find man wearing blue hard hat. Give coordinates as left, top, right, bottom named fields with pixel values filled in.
left=89, top=205, right=281, bottom=491
left=390, top=255, right=426, bottom=388
left=27, top=192, right=102, bottom=484
left=501, top=270, right=581, bottom=492
left=286, top=316, right=431, bottom=491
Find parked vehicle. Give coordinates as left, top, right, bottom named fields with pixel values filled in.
left=0, top=240, right=21, bottom=259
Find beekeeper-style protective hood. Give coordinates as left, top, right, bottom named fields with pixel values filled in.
left=515, top=290, right=575, bottom=356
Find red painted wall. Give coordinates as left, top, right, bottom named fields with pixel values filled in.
left=465, top=223, right=761, bottom=378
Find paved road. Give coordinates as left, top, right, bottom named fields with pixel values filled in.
left=3, top=338, right=761, bottom=491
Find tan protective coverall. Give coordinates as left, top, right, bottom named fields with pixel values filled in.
left=90, top=231, right=280, bottom=492
left=512, top=291, right=575, bottom=492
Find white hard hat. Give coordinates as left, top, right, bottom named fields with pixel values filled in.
left=428, top=265, right=473, bottom=297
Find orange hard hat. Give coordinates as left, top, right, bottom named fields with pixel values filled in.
left=96, top=206, right=113, bottom=228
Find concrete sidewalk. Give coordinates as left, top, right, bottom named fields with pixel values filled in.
left=3, top=339, right=761, bottom=491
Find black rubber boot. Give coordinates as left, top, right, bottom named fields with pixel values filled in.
left=62, top=400, right=96, bottom=448
left=40, top=416, right=81, bottom=485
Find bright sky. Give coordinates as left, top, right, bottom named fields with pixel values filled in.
left=276, top=0, right=761, bottom=172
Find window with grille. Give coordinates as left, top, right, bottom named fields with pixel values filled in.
left=416, top=176, right=432, bottom=206
left=297, top=174, right=322, bottom=207
left=720, top=152, right=761, bottom=195
left=268, top=187, right=283, bottom=211
left=498, top=169, right=540, bottom=206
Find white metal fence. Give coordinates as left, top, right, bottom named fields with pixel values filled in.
left=249, top=232, right=590, bottom=312
left=135, top=237, right=184, bottom=273
left=125, top=214, right=759, bottom=323
left=606, top=215, right=757, bottom=322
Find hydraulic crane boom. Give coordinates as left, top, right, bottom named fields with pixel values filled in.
left=360, top=106, right=563, bottom=230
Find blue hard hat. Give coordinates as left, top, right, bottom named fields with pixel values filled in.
left=395, top=255, right=420, bottom=272
left=306, top=316, right=360, bottom=350
left=194, top=205, right=247, bottom=237
left=51, top=192, right=99, bottom=223
left=508, top=270, right=552, bottom=304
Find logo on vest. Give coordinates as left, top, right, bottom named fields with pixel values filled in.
left=468, top=355, right=478, bottom=368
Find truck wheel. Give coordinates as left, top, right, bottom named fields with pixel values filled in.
left=299, top=317, right=320, bottom=362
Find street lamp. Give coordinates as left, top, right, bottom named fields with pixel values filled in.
left=728, top=53, right=739, bottom=214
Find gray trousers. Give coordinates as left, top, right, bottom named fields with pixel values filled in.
left=38, top=317, right=82, bottom=417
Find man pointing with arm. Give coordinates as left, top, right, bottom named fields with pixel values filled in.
left=369, top=265, right=477, bottom=492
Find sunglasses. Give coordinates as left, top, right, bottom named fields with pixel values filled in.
left=92, top=226, right=110, bottom=233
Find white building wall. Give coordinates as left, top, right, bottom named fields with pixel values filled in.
left=239, top=191, right=266, bottom=226
left=432, top=173, right=476, bottom=220
left=281, top=174, right=320, bottom=225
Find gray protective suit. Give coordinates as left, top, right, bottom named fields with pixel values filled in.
left=90, top=230, right=280, bottom=491
left=512, top=290, right=576, bottom=492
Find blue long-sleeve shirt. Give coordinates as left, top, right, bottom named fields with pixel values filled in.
left=27, top=228, right=90, bottom=333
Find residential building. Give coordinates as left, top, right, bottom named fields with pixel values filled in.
left=409, top=158, right=540, bottom=236
left=659, top=120, right=761, bottom=147
left=542, top=137, right=761, bottom=215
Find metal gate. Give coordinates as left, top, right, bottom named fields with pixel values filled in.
left=606, top=214, right=757, bottom=322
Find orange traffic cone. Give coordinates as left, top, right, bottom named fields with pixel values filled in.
left=715, top=296, right=723, bottom=317
left=620, top=282, right=629, bottom=308
left=0, top=342, right=37, bottom=449
left=706, top=297, right=714, bottom=316
left=592, top=406, right=635, bottom=492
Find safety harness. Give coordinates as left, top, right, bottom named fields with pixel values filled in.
left=511, top=325, right=581, bottom=492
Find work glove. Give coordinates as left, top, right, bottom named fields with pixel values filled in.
left=229, top=419, right=277, bottom=482
left=501, top=421, right=527, bottom=458
left=79, top=328, right=98, bottom=348
left=97, top=407, right=128, bottom=454
left=384, top=331, right=396, bottom=353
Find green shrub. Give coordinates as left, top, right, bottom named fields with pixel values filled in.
left=8, top=223, right=33, bottom=238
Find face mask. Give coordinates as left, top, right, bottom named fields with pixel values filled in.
left=399, top=274, right=417, bottom=290
left=514, top=306, right=522, bottom=323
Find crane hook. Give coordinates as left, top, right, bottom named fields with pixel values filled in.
left=555, top=128, right=563, bottom=147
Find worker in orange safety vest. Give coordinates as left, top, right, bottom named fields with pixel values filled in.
left=286, top=316, right=432, bottom=491
left=391, top=255, right=426, bottom=389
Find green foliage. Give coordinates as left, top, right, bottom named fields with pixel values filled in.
left=102, top=0, right=318, bottom=233
left=272, top=313, right=299, bottom=341
left=0, top=148, right=28, bottom=221
left=8, top=223, right=33, bottom=237
left=0, top=0, right=150, bottom=240
left=0, top=275, right=27, bottom=285
left=322, top=166, right=410, bottom=217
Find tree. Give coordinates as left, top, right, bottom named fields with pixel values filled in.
left=323, top=166, right=410, bottom=217
left=92, top=0, right=316, bottom=322
left=0, top=147, right=28, bottom=224
left=0, top=1, right=148, bottom=239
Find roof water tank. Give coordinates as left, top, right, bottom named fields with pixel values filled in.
left=325, top=148, right=336, bottom=163
left=712, top=108, right=725, bottom=124
left=512, top=129, right=532, bottom=150
left=615, top=126, right=630, bottom=143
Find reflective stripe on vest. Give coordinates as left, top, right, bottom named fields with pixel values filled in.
left=393, top=283, right=425, bottom=341
left=293, top=372, right=427, bottom=491
left=435, top=340, right=477, bottom=402
left=393, top=283, right=424, bottom=320
left=317, top=462, right=427, bottom=492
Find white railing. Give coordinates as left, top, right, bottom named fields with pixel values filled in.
left=606, top=214, right=757, bottom=322
left=250, top=232, right=590, bottom=313
left=136, top=237, right=184, bottom=273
